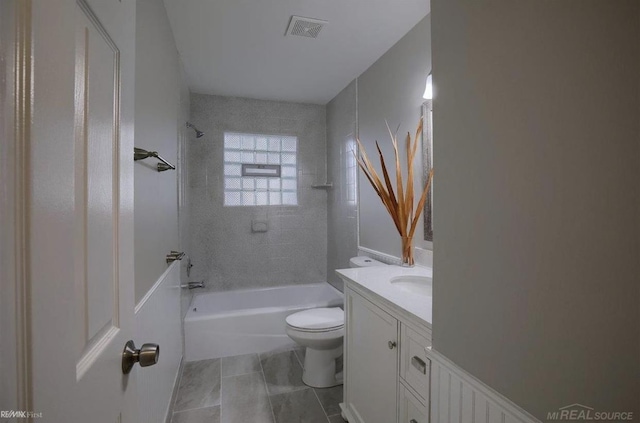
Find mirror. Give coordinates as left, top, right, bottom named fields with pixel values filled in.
left=422, top=99, right=433, bottom=241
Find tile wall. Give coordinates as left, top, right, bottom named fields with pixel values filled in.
left=325, top=81, right=359, bottom=291
left=188, top=94, right=327, bottom=291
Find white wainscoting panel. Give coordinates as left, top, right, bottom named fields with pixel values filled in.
left=426, top=348, right=541, bottom=423
left=135, top=262, right=183, bottom=423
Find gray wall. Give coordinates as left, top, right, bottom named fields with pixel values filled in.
left=326, top=81, right=359, bottom=291
left=0, top=0, right=17, bottom=410
left=188, top=94, right=327, bottom=291
left=134, top=0, right=187, bottom=302
left=432, top=0, right=640, bottom=419
left=358, top=15, right=432, bottom=258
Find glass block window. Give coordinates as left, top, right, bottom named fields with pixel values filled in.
left=224, top=132, right=298, bottom=206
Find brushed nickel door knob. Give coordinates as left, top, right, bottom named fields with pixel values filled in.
left=122, top=340, right=160, bottom=374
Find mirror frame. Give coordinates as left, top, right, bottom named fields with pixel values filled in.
left=422, top=100, right=433, bottom=242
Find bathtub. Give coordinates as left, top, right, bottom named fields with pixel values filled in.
left=184, top=283, right=343, bottom=361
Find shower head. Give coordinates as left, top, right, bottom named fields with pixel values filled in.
left=186, top=122, right=205, bottom=138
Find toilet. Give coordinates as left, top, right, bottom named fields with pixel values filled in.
left=285, top=256, right=387, bottom=388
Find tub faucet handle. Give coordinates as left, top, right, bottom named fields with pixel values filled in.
left=181, top=281, right=205, bottom=290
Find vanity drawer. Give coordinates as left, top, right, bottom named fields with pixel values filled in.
left=400, top=324, right=431, bottom=402
left=399, top=383, right=429, bottom=423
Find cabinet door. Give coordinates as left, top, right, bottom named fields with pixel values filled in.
left=345, top=289, right=399, bottom=423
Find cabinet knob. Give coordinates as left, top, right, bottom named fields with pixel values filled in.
left=410, top=420, right=418, bottom=423
left=388, top=340, right=397, bottom=349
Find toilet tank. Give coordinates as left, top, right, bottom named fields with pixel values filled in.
left=349, top=256, right=387, bottom=268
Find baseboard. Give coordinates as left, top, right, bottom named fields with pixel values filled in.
left=426, top=348, right=540, bottom=423
left=339, top=402, right=358, bottom=423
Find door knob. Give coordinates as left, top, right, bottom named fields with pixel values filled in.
left=122, top=340, right=159, bottom=374
left=388, top=341, right=397, bottom=349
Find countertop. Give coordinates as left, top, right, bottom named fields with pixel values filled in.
left=336, top=265, right=433, bottom=327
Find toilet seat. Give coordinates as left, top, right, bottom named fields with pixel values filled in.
left=286, top=307, right=344, bottom=332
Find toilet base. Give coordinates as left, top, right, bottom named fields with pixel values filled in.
left=301, top=345, right=343, bottom=388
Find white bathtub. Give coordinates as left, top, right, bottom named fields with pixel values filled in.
left=184, top=283, right=343, bottom=361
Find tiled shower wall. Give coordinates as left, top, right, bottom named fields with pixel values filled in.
left=188, top=94, right=327, bottom=291
left=326, top=81, right=359, bottom=291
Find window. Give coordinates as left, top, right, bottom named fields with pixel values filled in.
left=223, top=132, right=298, bottom=206
left=345, top=139, right=357, bottom=204
left=423, top=73, right=432, bottom=100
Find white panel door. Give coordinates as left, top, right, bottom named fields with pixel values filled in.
left=27, top=0, right=137, bottom=421
left=345, top=289, right=399, bottom=423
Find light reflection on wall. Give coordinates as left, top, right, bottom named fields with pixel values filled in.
left=345, top=138, right=357, bottom=205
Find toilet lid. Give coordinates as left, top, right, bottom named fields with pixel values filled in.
left=286, top=307, right=344, bottom=331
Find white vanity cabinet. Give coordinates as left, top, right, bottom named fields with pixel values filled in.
left=341, top=283, right=432, bottom=423
left=344, top=289, right=399, bottom=423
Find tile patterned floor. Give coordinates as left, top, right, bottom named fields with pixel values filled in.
left=170, top=348, right=347, bottom=423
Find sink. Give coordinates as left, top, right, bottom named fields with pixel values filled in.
left=389, top=275, right=432, bottom=296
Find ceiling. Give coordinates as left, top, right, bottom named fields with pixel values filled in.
left=163, top=0, right=430, bottom=105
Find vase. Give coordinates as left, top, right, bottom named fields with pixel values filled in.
left=401, top=236, right=414, bottom=266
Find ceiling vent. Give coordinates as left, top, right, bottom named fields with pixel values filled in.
left=285, top=16, right=327, bottom=39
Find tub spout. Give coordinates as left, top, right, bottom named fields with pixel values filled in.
left=181, top=281, right=205, bottom=290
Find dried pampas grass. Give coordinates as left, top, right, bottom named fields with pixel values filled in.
left=355, top=118, right=433, bottom=265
